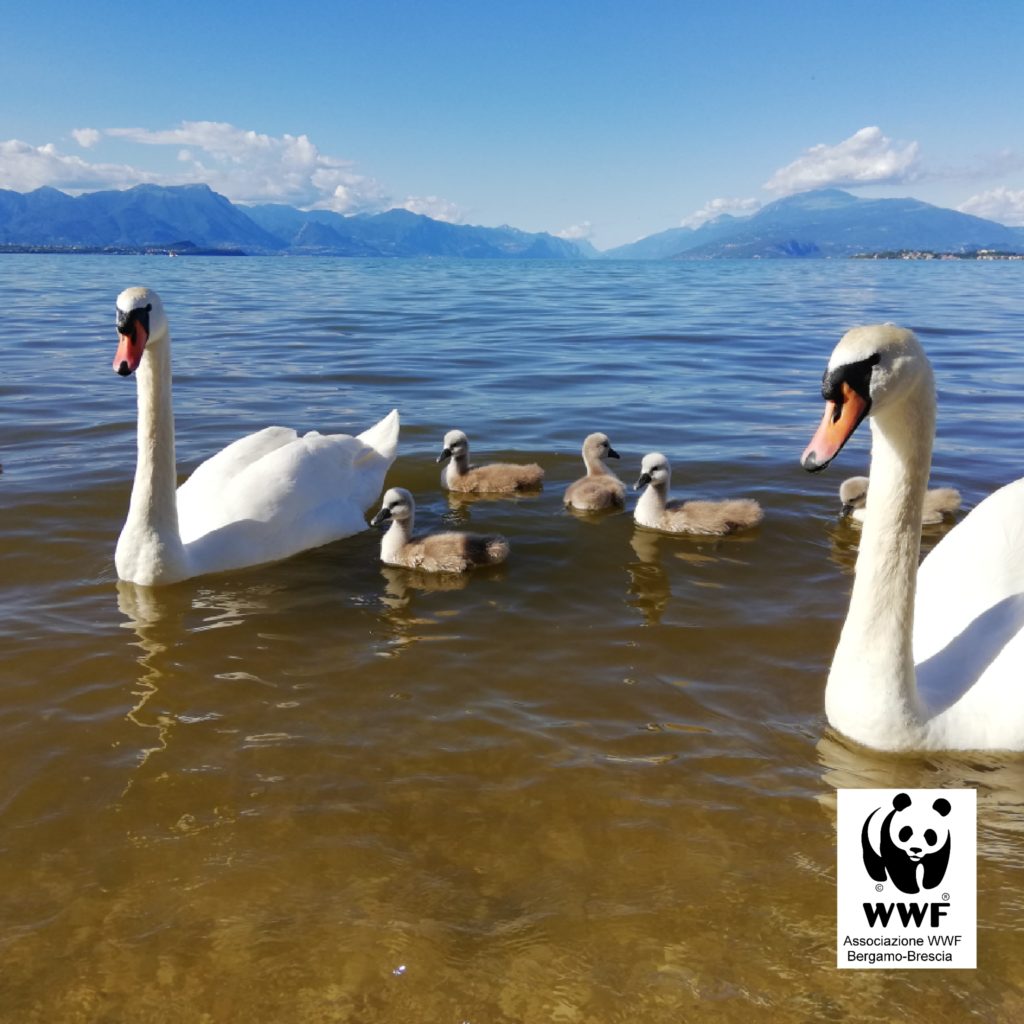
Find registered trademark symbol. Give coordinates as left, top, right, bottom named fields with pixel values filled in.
left=942, top=893, right=949, bottom=901
left=875, top=883, right=883, bottom=892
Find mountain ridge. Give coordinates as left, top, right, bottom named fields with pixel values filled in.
left=1, top=183, right=1022, bottom=258
left=0, top=183, right=586, bottom=259
left=606, top=189, right=1024, bottom=259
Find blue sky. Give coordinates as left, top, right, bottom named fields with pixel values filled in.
left=3, top=0, right=1023, bottom=249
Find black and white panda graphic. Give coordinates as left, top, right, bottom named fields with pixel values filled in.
left=861, top=792, right=952, bottom=895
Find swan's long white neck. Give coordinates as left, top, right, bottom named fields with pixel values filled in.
left=826, top=372, right=934, bottom=748
left=443, top=449, right=470, bottom=486
left=381, top=513, right=414, bottom=563
left=115, top=333, right=189, bottom=584
left=635, top=476, right=668, bottom=525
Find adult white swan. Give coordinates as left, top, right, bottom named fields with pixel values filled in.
left=113, top=286, right=399, bottom=586
left=801, top=324, right=1024, bottom=752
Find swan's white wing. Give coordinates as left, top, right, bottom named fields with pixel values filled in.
left=914, top=477, right=1024, bottom=728
left=178, top=421, right=299, bottom=528
left=176, top=410, right=399, bottom=571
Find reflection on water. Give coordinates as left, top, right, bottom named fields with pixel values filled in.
left=1, top=256, right=1023, bottom=1022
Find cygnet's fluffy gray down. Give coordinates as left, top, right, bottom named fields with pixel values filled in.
left=437, top=429, right=544, bottom=493
left=371, top=487, right=510, bottom=573
left=634, top=452, right=763, bottom=535
left=839, top=475, right=962, bottom=526
left=564, top=432, right=626, bottom=511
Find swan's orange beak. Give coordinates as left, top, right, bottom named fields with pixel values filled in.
left=801, top=381, right=869, bottom=472
left=113, top=319, right=148, bottom=376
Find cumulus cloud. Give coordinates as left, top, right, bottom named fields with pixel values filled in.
left=681, top=197, right=760, bottom=229
left=957, top=187, right=1024, bottom=226
left=0, top=138, right=153, bottom=192
left=764, top=126, right=921, bottom=196
left=555, top=221, right=594, bottom=241
left=106, top=121, right=390, bottom=212
left=71, top=128, right=101, bottom=149
left=400, top=195, right=463, bottom=222
left=0, top=122, right=461, bottom=220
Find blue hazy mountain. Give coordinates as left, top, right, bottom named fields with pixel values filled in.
left=4, top=184, right=1022, bottom=258
left=601, top=214, right=745, bottom=259
left=0, top=184, right=586, bottom=258
left=606, top=190, right=1024, bottom=259
left=243, top=204, right=584, bottom=258
left=0, top=184, right=284, bottom=251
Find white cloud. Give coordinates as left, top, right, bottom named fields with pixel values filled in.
left=0, top=122, right=461, bottom=220
left=71, top=128, right=100, bottom=149
left=0, top=138, right=153, bottom=192
left=555, top=221, right=593, bottom=241
left=681, top=197, right=760, bottom=229
left=400, top=195, right=463, bottom=222
left=764, top=127, right=921, bottom=196
left=105, top=121, right=390, bottom=212
left=957, top=187, right=1024, bottom=226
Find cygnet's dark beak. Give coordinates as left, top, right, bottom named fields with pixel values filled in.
left=370, top=507, right=392, bottom=527
left=607, top=447, right=620, bottom=459
left=840, top=503, right=854, bottom=517
left=634, top=472, right=652, bottom=491
left=436, top=447, right=452, bottom=465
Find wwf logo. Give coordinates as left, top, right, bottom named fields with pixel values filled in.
left=861, top=791, right=952, bottom=895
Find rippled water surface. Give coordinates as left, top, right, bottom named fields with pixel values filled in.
left=1, top=255, right=1023, bottom=1022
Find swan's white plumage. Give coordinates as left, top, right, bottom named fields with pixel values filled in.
left=114, top=286, right=399, bottom=586
left=803, top=323, right=1024, bottom=751
left=912, top=478, right=1024, bottom=747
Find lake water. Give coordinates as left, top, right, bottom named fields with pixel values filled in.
left=1, top=254, right=1022, bottom=1022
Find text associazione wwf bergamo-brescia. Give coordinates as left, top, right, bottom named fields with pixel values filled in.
left=836, top=788, right=976, bottom=969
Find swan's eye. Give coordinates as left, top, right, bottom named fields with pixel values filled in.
left=821, top=352, right=881, bottom=403
left=116, top=303, right=152, bottom=340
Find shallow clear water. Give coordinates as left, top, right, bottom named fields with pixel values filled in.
left=1, top=255, right=1022, bottom=1022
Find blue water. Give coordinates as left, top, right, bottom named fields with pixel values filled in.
left=0, top=254, right=1022, bottom=1022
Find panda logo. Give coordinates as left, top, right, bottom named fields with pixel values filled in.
left=861, top=792, right=952, bottom=895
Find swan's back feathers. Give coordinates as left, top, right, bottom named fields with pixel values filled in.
left=910, top=478, right=1024, bottom=747
left=447, top=461, right=544, bottom=493
left=659, top=497, right=763, bottom=536
left=357, top=408, right=400, bottom=463
left=564, top=475, right=625, bottom=511
left=176, top=409, right=399, bottom=564
left=390, top=530, right=510, bottom=573
left=921, top=487, right=961, bottom=524
left=914, top=478, right=1024, bottom=666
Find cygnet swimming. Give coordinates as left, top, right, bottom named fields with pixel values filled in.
left=633, top=452, right=763, bottom=535
left=371, top=487, right=510, bottom=572
left=437, top=429, right=544, bottom=493
left=563, top=432, right=626, bottom=511
left=839, top=475, right=961, bottom=526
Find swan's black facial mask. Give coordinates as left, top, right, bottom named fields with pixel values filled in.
left=821, top=352, right=880, bottom=407
left=116, top=303, right=151, bottom=340
left=113, top=302, right=154, bottom=376
left=801, top=353, right=880, bottom=472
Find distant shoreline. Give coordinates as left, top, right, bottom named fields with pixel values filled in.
left=0, top=244, right=246, bottom=257
left=852, top=249, right=1024, bottom=261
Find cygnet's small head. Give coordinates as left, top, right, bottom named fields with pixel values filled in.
left=582, top=432, right=619, bottom=462
left=635, top=452, right=671, bottom=491
left=371, top=486, right=415, bottom=527
left=838, top=475, right=869, bottom=515
left=801, top=324, right=932, bottom=473
left=437, top=429, right=469, bottom=465
left=113, top=286, right=167, bottom=377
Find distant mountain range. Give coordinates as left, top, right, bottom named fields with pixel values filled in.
left=0, top=186, right=585, bottom=262
left=604, top=189, right=1024, bottom=259
left=1, top=183, right=1022, bottom=258
left=0, top=183, right=585, bottom=259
